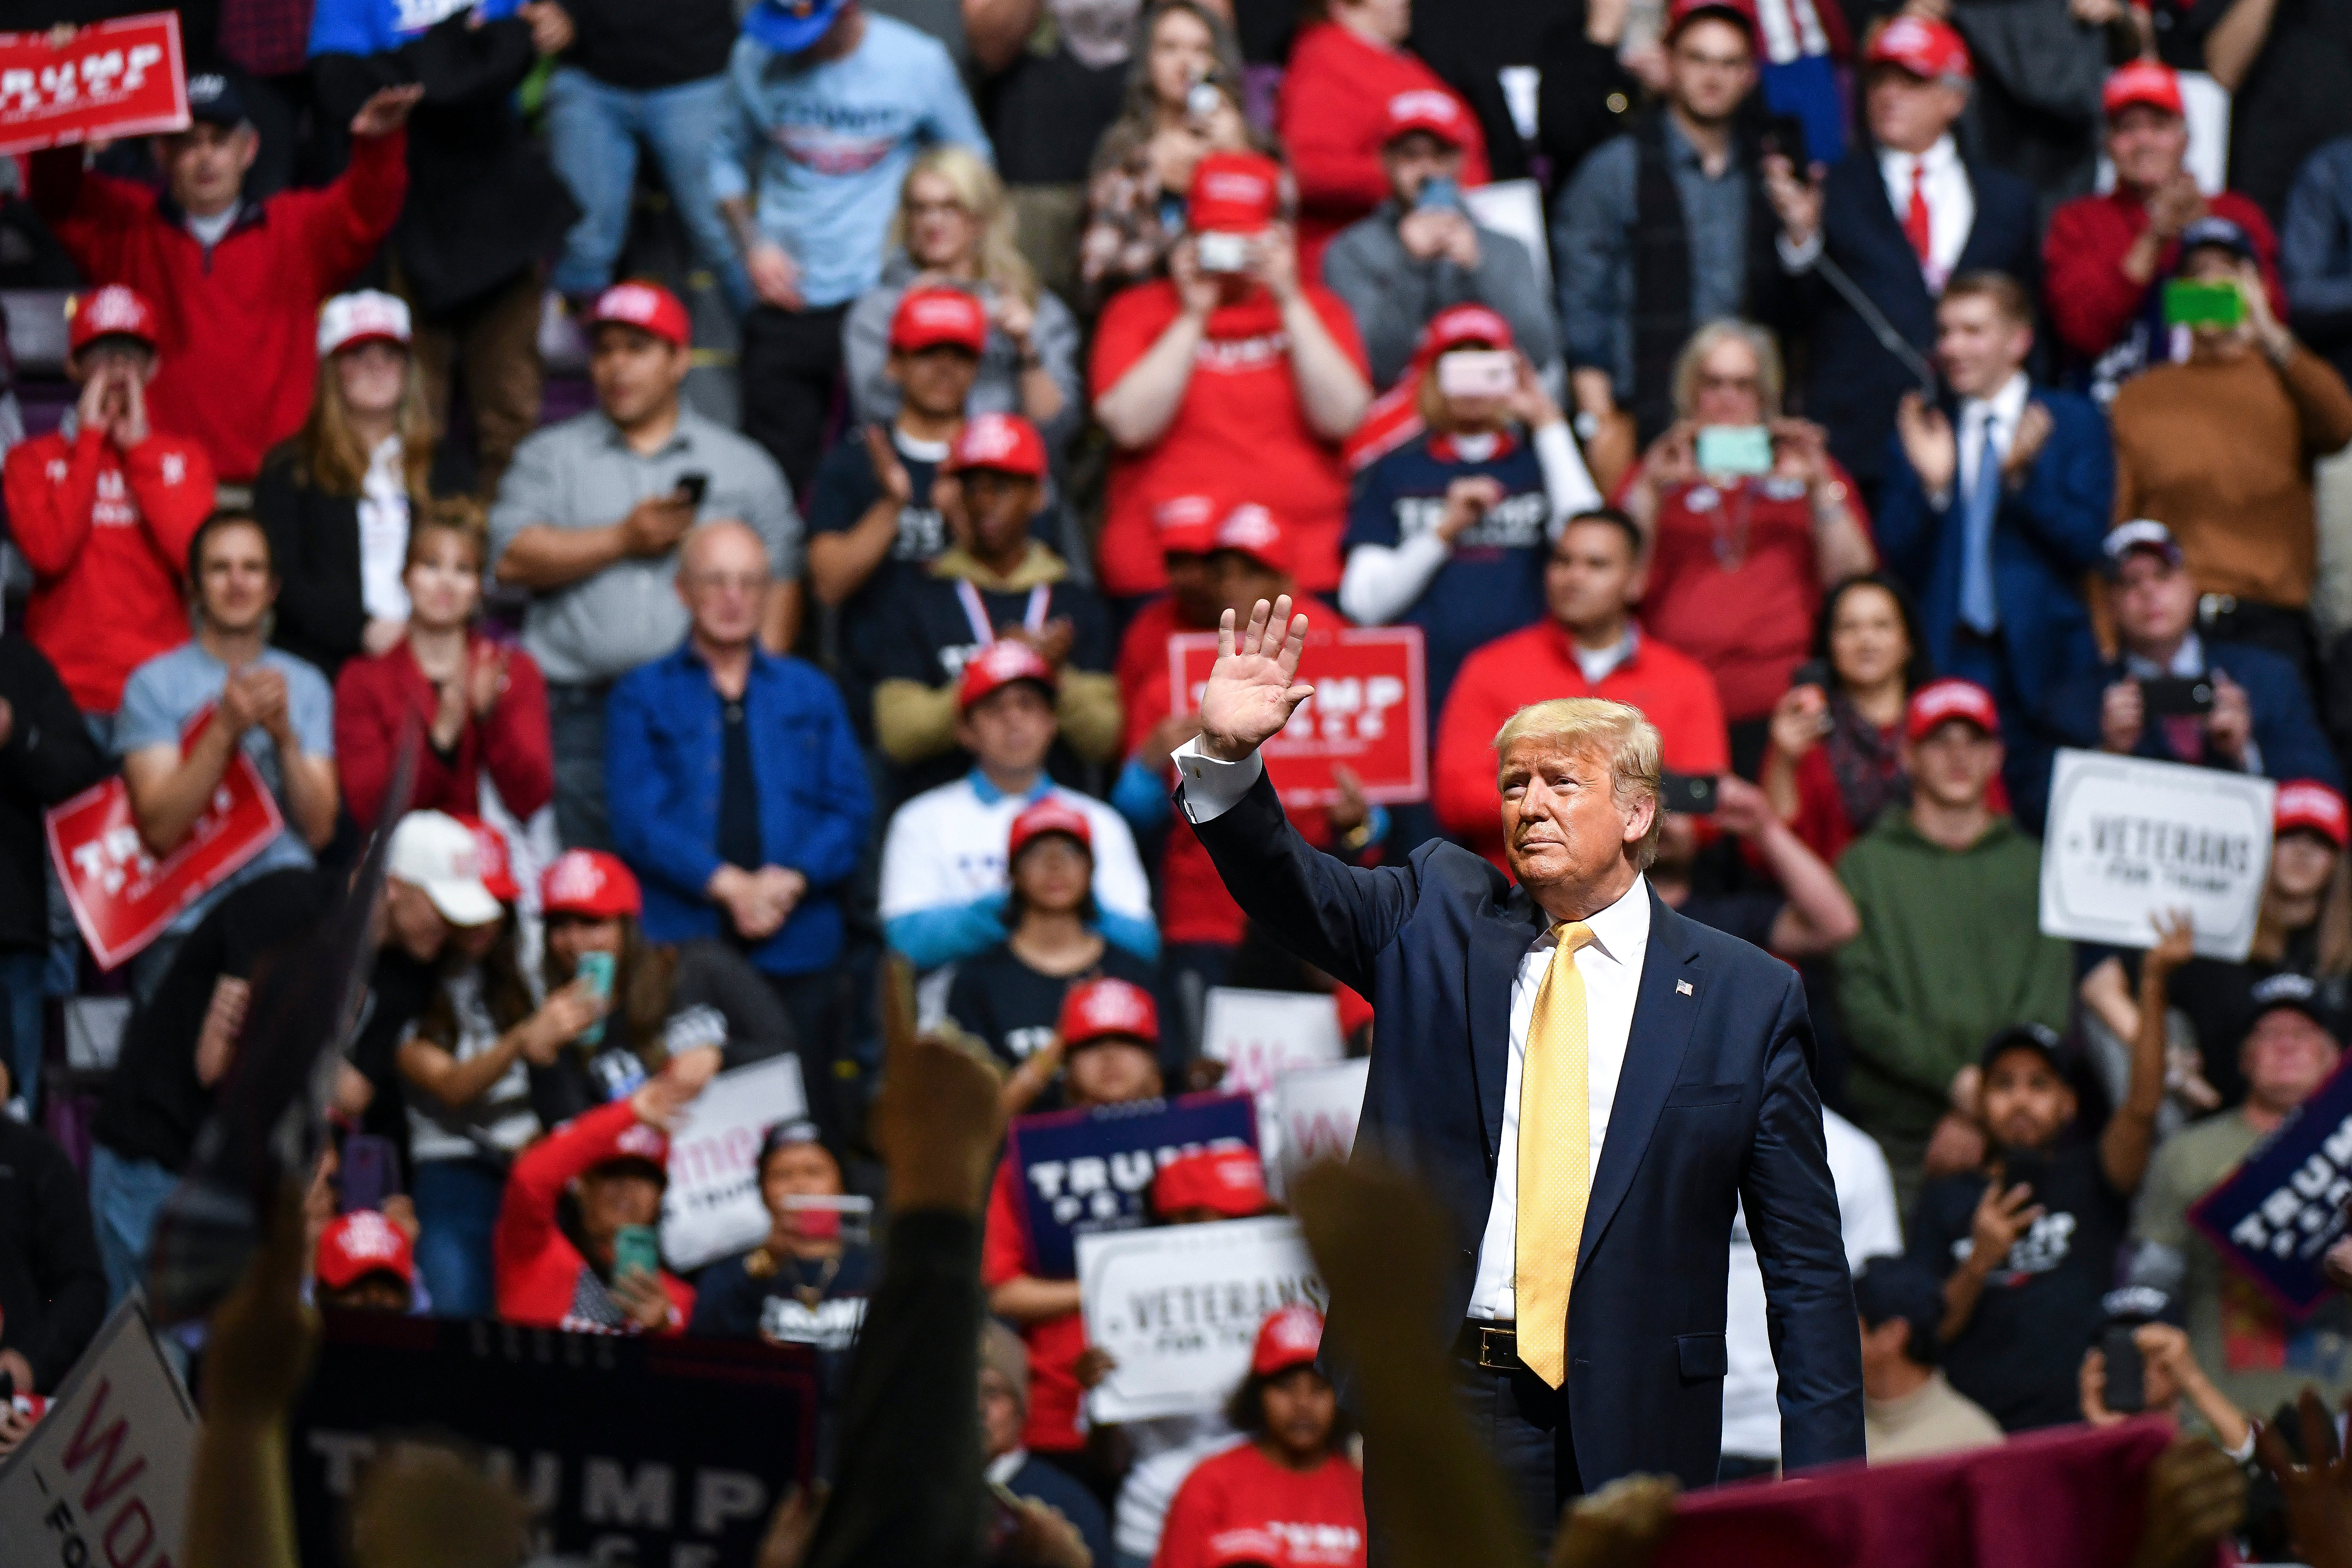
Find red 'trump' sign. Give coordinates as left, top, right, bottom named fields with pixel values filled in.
left=0, top=15, right=188, bottom=157
left=1169, top=625, right=1429, bottom=805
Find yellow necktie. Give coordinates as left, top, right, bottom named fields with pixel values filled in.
left=1516, top=920, right=1595, bottom=1388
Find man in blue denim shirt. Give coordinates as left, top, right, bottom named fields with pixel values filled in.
left=606, top=520, right=872, bottom=1051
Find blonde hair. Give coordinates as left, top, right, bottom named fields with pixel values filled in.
left=290, top=343, right=435, bottom=501
left=890, top=145, right=1039, bottom=307
left=1670, top=319, right=1784, bottom=422
left=1492, top=698, right=1665, bottom=870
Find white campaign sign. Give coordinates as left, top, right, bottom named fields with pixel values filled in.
left=660, top=1054, right=809, bottom=1271
left=2039, top=750, right=2275, bottom=961
left=1273, top=1058, right=1370, bottom=1188
left=1201, top=988, right=1346, bottom=1187
left=0, top=1298, right=198, bottom=1568
left=1078, top=1217, right=1326, bottom=1423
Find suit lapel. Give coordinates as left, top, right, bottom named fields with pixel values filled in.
left=1469, top=885, right=1545, bottom=1168
left=1577, top=888, right=1702, bottom=1278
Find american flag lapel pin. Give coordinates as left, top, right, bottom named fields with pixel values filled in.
left=1676, top=979, right=1694, bottom=996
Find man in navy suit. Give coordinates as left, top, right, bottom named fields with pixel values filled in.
left=1169, top=599, right=1862, bottom=1552
left=1875, top=271, right=2113, bottom=825
left=1761, top=15, right=2040, bottom=498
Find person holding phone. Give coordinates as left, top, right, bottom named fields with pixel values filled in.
left=1617, top=317, right=1875, bottom=773
left=2080, top=1292, right=2252, bottom=1452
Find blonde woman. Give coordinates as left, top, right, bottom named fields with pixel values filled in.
left=841, top=147, right=1082, bottom=447
left=257, top=290, right=439, bottom=681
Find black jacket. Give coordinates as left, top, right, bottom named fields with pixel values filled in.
left=0, top=1114, right=107, bottom=1392
left=0, top=636, right=110, bottom=952
left=255, top=445, right=383, bottom=683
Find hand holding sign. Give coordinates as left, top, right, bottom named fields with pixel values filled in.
left=1199, top=596, right=1314, bottom=763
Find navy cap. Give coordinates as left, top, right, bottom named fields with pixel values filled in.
left=184, top=72, right=250, bottom=129
left=743, top=0, right=849, bottom=54
left=2102, top=1284, right=2186, bottom=1329
left=2241, top=971, right=2340, bottom=1043
left=1853, top=1255, right=1946, bottom=1354
left=1980, top=1020, right=2075, bottom=1077
left=2176, top=215, right=2256, bottom=269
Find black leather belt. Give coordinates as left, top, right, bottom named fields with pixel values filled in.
left=1456, top=1319, right=1524, bottom=1372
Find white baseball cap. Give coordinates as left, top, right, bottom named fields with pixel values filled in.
left=318, top=290, right=413, bottom=358
left=387, top=811, right=502, bottom=927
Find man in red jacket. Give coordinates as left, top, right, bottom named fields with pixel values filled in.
left=2042, top=61, right=2285, bottom=395
left=1, top=285, right=214, bottom=721
left=1432, top=507, right=1728, bottom=869
left=492, top=1067, right=703, bottom=1333
left=30, top=69, right=420, bottom=483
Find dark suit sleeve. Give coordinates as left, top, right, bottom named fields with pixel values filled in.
left=1182, top=767, right=1422, bottom=996
left=2227, top=650, right=2343, bottom=786
left=1736, top=974, right=1866, bottom=1471
left=2006, top=397, right=2113, bottom=575
left=1871, top=434, right=1942, bottom=594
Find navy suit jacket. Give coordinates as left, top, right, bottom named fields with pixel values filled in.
left=1798, top=149, right=2041, bottom=487
left=1186, top=770, right=1864, bottom=1490
left=2041, top=641, right=2345, bottom=788
left=1875, top=386, right=2113, bottom=719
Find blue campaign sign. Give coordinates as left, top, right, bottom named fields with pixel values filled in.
left=1008, top=1092, right=1259, bottom=1279
left=2189, top=1057, right=2352, bottom=1316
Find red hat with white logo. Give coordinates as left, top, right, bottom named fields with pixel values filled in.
left=448, top=813, right=520, bottom=904
left=588, top=281, right=692, bottom=349
left=1152, top=493, right=1225, bottom=557
left=1864, top=15, right=1971, bottom=81
left=1904, top=677, right=2001, bottom=744
left=2276, top=780, right=2350, bottom=849
left=1212, top=503, right=1293, bottom=575
left=1665, top=0, right=1759, bottom=47
left=1419, top=302, right=1516, bottom=360
left=67, top=285, right=160, bottom=356
left=1152, top=1146, right=1270, bottom=1219
left=1057, top=977, right=1160, bottom=1049
left=540, top=849, right=643, bottom=920
left=1206, top=1529, right=1289, bottom=1568
left=1008, top=796, right=1093, bottom=863
left=2104, top=60, right=2183, bottom=120
left=598, top=1119, right=672, bottom=1186
left=890, top=286, right=989, bottom=355
left=317, top=289, right=413, bottom=357
left=315, top=1210, right=415, bottom=1292
left=959, top=639, right=1060, bottom=711
left=1189, top=151, right=1282, bottom=234
left=945, top=412, right=1048, bottom=478
left=1382, top=88, right=1472, bottom=148
left=1250, top=1304, right=1324, bottom=1377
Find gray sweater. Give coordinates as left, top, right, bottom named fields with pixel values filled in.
left=1320, top=201, right=1562, bottom=390
left=840, top=251, right=1085, bottom=452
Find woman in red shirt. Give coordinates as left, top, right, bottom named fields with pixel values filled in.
left=1618, top=320, right=1875, bottom=773
left=333, top=501, right=552, bottom=830
left=1155, top=1307, right=1364, bottom=1568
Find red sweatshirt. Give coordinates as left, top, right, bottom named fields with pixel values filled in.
left=1154, top=1444, right=1367, bottom=1568
left=1433, top=621, right=1730, bottom=870
left=2, top=424, right=215, bottom=712
left=1276, top=21, right=1489, bottom=279
left=334, top=634, right=555, bottom=830
left=493, top=1100, right=695, bottom=1333
left=2041, top=185, right=2283, bottom=364
left=31, top=131, right=408, bottom=482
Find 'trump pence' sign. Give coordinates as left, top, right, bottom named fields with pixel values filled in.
left=2189, top=1056, right=2352, bottom=1316
left=660, top=1054, right=809, bottom=1272
left=1008, top=1093, right=1259, bottom=1279
left=1079, top=1216, right=1326, bottom=1421
left=2039, top=750, right=2274, bottom=961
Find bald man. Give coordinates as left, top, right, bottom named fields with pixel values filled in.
left=605, top=520, right=873, bottom=1054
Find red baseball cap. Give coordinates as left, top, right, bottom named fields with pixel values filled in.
left=1190, top=151, right=1282, bottom=235
left=1382, top=88, right=1472, bottom=148
left=945, top=412, right=1048, bottom=478
left=1665, top=0, right=1758, bottom=47
left=960, top=640, right=1059, bottom=711
left=67, top=284, right=160, bottom=355
left=890, top=286, right=988, bottom=355
left=540, top=849, right=643, bottom=920
left=1419, top=303, right=1516, bottom=360
left=1152, top=494, right=1225, bottom=557
left=448, top=813, right=520, bottom=904
left=589, top=281, right=692, bottom=349
left=2276, top=781, right=2351, bottom=849
left=2104, top=60, right=2183, bottom=119
left=1904, top=677, right=2001, bottom=743
left=1207, top=1529, right=1289, bottom=1568
left=1058, top=977, right=1160, bottom=1049
left=1009, top=796, right=1093, bottom=863
left=1211, top=504, right=1293, bottom=575
left=1152, top=1146, right=1271, bottom=1219
left=1864, top=15, right=1971, bottom=81
left=315, top=1210, right=415, bottom=1292
left=1251, top=1304, right=1324, bottom=1377
left=599, top=1118, right=672, bottom=1186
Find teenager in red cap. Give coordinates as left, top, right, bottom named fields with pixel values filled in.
left=1833, top=677, right=2073, bottom=1207
left=2, top=284, right=216, bottom=719
left=984, top=977, right=1168, bottom=1467
left=869, top=412, right=1119, bottom=798
left=313, top=1209, right=418, bottom=1313
left=1154, top=1306, right=1364, bottom=1568
left=1092, top=152, right=1372, bottom=603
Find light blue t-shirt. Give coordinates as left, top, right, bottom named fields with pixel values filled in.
left=307, top=0, right=522, bottom=57
left=116, top=643, right=337, bottom=933
left=707, top=15, right=991, bottom=310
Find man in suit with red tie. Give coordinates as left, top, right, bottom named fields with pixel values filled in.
left=1171, top=598, right=1862, bottom=1555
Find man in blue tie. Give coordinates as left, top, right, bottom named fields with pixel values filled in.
left=1876, top=270, right=2113, bottom=826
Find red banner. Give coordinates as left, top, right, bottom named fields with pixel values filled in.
left=0, top=15, right=188, bottom=158
left=45, top=714, right=284, bottom=970
left=1169, top=626, right=1428, bottom=805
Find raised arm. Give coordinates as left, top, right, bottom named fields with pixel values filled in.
left=2104, top=912, right=2187, bottom=1194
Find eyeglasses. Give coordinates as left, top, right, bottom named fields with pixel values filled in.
left=686, top=572, right=767, bottom=594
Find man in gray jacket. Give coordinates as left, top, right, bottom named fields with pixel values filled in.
left=1321, top=91, right=1560, bottom=392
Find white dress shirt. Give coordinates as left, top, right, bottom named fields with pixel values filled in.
left=356, top=435, right=412, bottom=624
left=1877, top=134, right=1974, bottom=293
left=1949, top=370, right=2030, bottom=509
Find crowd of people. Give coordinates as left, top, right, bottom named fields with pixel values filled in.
left=6, top=0, right=2352, bottom=1561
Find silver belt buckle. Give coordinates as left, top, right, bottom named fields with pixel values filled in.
left=1477, top=1325, right=1518, bottom=1371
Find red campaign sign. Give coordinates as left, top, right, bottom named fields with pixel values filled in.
left=45, top=715, right=284, bottom=970
left=0, top=15, right=188, bottom=158
left=1169, top=625, right=1428, bottom=805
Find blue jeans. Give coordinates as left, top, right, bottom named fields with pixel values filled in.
left=548, top=679, right=614, bottom=851
left=90, top=1143, right=181, bottom=1307
left=411, top=1157, right=508, bottom=1318
left=543, top=66, right=751, bottom=313
left=0, top=949, right=42, bottom=1111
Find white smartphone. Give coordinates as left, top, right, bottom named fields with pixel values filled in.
left=1436, top=349, right=1517, bottom=399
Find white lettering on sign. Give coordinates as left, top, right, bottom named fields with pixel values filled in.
left=2226, top=1112, right=2352, bottom=1260
left=1025, top=1136, right=1252, bottom=1226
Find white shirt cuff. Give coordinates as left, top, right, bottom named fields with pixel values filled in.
left=1172, top=738, right=1265, bottom=824
left=1777, top=231, right=1823, bottom=273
